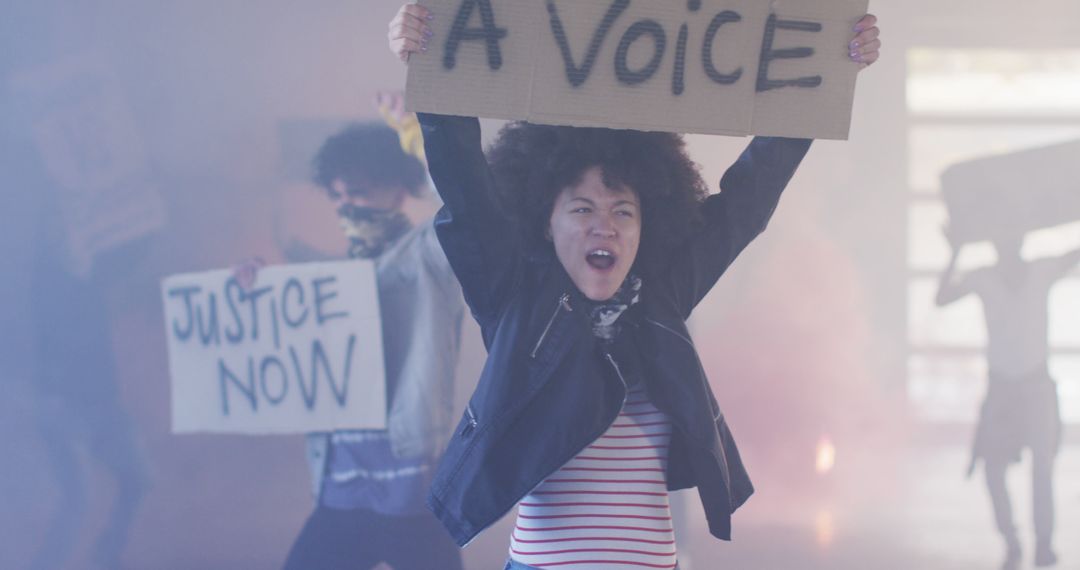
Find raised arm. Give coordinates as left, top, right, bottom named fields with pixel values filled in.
left=390, top=4, right=519, bottom=323
left=935, top=235, right=974, bottom=306
left=664, top=136, right=812, bottom=315
left=663, top=14, right=880, bottom=315
left=1052, top=246, right=1080, bottom=279
left=417, top=114, right=519, bottom=317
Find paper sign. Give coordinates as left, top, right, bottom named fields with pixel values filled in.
left=164, top=261, right=386, bottom=435
left=407, top=0, right=867, bottom=139
left=9, top=54, right=167, bottom=276
left=942, top=140, right=1080, bottom=244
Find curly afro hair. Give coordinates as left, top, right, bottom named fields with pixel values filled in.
left=312, top=123, right=427, bottom=198
left=486, top=122, right=709, bottom=269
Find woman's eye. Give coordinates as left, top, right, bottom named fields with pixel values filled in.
left=616, top=210, right=635, bottom=218
left=572, top=207, right=591, bottom=214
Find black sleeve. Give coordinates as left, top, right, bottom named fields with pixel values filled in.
left=665, top=136, right=812, bottom=316
left=419, top=113, right=520, bottom=326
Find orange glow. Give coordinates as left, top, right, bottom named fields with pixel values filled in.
left=815, top=436, right=836, bottom=475
left=815, top=509, right=836, bottom=549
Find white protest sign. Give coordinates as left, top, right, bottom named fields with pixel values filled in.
left=407, top=0, right=867, bottom=139
left=164, top=260, right=386, bottom=434
left=942, top=140, right=1080, bottom=244
left=9, top=54, right=167, bottom=276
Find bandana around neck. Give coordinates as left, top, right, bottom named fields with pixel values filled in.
left=588, top=274, right=642, bottom=342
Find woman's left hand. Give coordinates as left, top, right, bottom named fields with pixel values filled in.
left=849, top=14, right=880, bottom=70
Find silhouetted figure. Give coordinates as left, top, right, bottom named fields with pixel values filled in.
left=937, top=230, right=1079, bottom=570
left=27, top=169, right=150, bottom=570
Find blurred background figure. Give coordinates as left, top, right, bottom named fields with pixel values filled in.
left=28, top=234, right=152, bottom=570
left=933, top=137, right=1080, bottom=570
left=265, top=93, right=465, bottom=570
left=2, top=50, right=157, bottom=570
left=937, top=230, right=1079, bottom=569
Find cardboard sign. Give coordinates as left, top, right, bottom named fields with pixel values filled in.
left=9, top=54, right=167, bottom=276
left=942, top=140, right=1080, bottom=244
left=407, top=0, right=867, bottom=139
left=164, top=261, right=386, bottom=435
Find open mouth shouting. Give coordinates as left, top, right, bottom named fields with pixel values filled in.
left=586, top=248, right=616, bottom=271
left=549, top=166, right=641, bottom=301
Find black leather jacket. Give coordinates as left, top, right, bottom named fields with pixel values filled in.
left=419, top=112, right=812, bottom=546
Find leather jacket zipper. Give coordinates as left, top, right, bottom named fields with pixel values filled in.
left=604, top=353, right=630, bottom=408
left=461, top=405, right=478, bottom=436
left=531, top=293, right=572, bottom=358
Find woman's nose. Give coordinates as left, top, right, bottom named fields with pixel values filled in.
left=589, top=217, right=617, bottom=238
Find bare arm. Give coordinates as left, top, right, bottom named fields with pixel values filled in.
left=1053, top=246, right=1080, bottom=278
left=935, top=240, right=973, bottom=306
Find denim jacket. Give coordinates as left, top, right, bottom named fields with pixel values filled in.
left=419, top=113, right=812, bottom=546
left=304, top=221, right=465, bottom=499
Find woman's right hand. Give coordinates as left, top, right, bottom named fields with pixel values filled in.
left=388, top=3, right=433, bottom=63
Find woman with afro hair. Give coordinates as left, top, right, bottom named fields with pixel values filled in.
left=389, top=6, right=880, bottom=568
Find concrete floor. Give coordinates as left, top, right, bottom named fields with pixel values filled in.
left=670, top=443, right=1080, bottom=570
left=457, top=442, right=1080, bottom=570
left=5, top=434, right=1075, bottom=569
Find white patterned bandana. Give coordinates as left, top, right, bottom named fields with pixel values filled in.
left=338, top=204, right=412, bottom=259
left=589, top=274, right=642, bottom=341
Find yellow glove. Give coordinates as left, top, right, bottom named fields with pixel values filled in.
left=376, top=91, right=426, bottom=164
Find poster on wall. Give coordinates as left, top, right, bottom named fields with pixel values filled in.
left=9, top=54, right=167, bottom=276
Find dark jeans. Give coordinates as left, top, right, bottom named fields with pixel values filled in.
left=283, top=505, right=463, bottom=570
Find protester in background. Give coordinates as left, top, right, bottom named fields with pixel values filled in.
left=13, top=142, right=152, bottom=570
left=389, top=6, right=880, bottom=568
left=937, top=230, right=1080, bottom=570
left=238, top=99, right=466, bottom=570
left=0, top=66, right=152, bottom=568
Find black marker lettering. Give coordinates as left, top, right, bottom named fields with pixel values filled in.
left=756, top=14, right=823, bottom=92
left=290, top=344, right=317, bottom=410
left=547, top=0, right=630, bottom=87
left=270, top=297, right=281, bottom=351
left=672, top=23, right=688, bottom=95
left=313, top=276, right=348, bottom=325
left=167, top=285, right=201, bottom=341
left=244, top=285, right=272, bottom=341
left=615, top=19, right=666, bottom=86
left=195, top=293, right=220, bottom=347
left=219, top=357, right=257, bottom=416
left=224, top=278, right=245, bottom=344
left=444, top=0, right=508, bottom=70
left=282, top=277, right=308, bottom=329
left=259, top=356, right=289, bottom=406
left=310, top=337, right=354, bottom=408
left=702, top=10, right=743, bottom=85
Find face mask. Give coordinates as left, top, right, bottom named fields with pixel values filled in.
left=337, top=203, right=412, bottom=259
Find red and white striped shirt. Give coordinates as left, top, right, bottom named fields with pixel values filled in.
left=509, top=386, right=676, bottom=569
